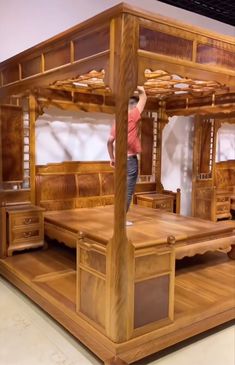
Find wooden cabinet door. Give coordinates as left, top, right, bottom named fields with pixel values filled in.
left=0, top=105, right=23, bottom=183
left=140, top=116, right=154, bottom=176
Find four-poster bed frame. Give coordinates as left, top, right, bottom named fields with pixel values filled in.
left=0, top=3, right=235, bottom=364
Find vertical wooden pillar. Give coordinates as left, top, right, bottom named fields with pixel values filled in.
left=29, top=95, right=36, bottom=204
left=106, top=13, right=138, bottom=342
left=191, top=117, right=201, bottom=216
left=0, top=106, right=2, bottom=189
left=0, top=204, right=7, bottom=258
left=191, top=116, right=220, bottom=218
left=211, top=120, right=221, bottom=182
left=0, top=107, right=3, bottom=257
left=155, top=104, right=168, bottom=192
left=210, top=120, right=221, bottom=221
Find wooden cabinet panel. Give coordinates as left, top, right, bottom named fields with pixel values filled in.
left=134, top=247, right=174, bottom=331
left=139, top=27, right=193, bottom=60
left=140, top=117, right=153, bottom=176
left=77, top=241, right=106, bottom=330
left=134, top=275, right=170, bottom=328
left=2, top=64, right=19, bottom=85
left=135, top=253, right=171, bottom=280
left=79, top=269, right=106, bottom=328
left=197, top=44, right=235, bottom=70
left=0, top=105, right=23, bottom=182
left=74, top=26, right=109, bottom=61
left=80, top=247, right=106, bottom=274
left=22, top=56, right=41, bottom=78
left=44, top=44, right=70, bottom=71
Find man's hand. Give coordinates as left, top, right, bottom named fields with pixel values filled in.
left=136, top=86, right=147, bottom=114
left=137, top=86, right=146, bottom=94
left=110, top=159, right=115, bottom=168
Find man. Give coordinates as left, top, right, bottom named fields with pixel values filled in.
left=107, top=86, right=147, bottom=225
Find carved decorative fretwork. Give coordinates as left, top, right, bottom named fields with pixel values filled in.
left=144, top=69, right=228, bottom=99
left=50, top=69, right=111, bottom=93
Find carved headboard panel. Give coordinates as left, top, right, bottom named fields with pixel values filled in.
left=215, top=160, right=235, bottom=190
left=35, top=161, right=114, bottom=211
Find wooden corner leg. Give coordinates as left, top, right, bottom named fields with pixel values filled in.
left=104, top=356, right=128, bottom=365
left=227, top=245, right=235, bottom=260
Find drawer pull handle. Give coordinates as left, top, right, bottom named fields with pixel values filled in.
left=24, top=218, right=32, bottom=224
left=23, top=231, right=33, bottom=238
left=218, top=198, right=226, bottom=202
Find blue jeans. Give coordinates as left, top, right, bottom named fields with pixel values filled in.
left=127, top=155, right=138, bottom=211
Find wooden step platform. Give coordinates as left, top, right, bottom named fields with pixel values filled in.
left=0, top=245, right=234, bottom=364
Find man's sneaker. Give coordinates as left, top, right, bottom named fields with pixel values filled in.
left=126, top=220, right=133, bottom=226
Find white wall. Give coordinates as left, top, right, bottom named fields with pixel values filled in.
left=1, top=0, right=234, bottom=216
left=216, top=124, right=235, bottom=162
left=162, top=116, right=194, bottom=216
left=36, top=108, right=113, bottom=165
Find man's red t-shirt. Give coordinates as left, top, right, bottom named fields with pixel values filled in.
left=110, top=107, right=141, bottom=155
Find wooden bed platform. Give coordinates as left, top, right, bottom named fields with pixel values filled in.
left=0, top=245, right=234, bottom=364
left=44, top=205, right=235, bottom=257
left=1, top=3, right=235, bottom=364
left=1, top=203, right=234, bottom=364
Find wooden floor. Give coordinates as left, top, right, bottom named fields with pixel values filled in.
left=0, top=244, right=234, bottom=363
left=1, top=244, right=234, bottom=322
left=175, top=254, right=235, bottom=318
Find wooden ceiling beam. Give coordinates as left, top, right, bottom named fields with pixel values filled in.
left=37, top=97, right=115, bottom=114
left=167, top=103, right=235, bottom=118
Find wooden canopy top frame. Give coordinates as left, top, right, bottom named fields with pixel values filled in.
left=0, top=2, right=235, bottom=115
left=1, top=3, right=235, bottom=344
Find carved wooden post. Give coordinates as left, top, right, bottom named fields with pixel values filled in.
left=210, top=120, right=221, bottom=221
left=28, top=95, right=36, bottom=204
left=0, top=203, right=7, bottom=258
left=191, top=116, right=201, bottom=217
left=106, top=13, right=138, bottom=343
left=176, top=188, right=181, bottom=214
left=0, top=105, right=2, bottom=189
left=211, top=119, right=221, bottom=182
left=155, top=103, right=168, bottom=192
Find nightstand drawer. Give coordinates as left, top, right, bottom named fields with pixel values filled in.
left=216, top=196, right=230, bottom=203
left=154, top=199, right=173, bottom=211
left=10, top=226, right=42, bottom=245
left=10, top=213, right=41, bottom=228
left=136, top=198, right=153, bottom=208
left=216, top=203, right=230, bottom=213
left=136, top=194, right=174, bottom=212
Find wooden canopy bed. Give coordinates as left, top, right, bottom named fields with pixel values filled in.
left=0, top=3, right=235, bottom=365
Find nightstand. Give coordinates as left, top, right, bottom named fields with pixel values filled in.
left=136, top=193, right=174, bottom=212
left=6, top=204, right=45, bottom=256
left=215, top=193, right=231, bottom=220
